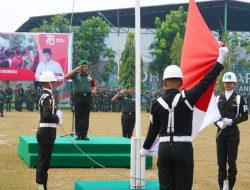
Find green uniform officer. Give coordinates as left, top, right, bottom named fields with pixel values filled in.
left=5, top=84, right=13, bottom=111
left=0, top=86, right=6, bottom=117
left=111, top=84, right=135, bottom=138
left=65, top=60, right=97, bottom=140
left=17, top=83, right=25, bottom=111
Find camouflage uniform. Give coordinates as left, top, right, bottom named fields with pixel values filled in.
left=0, top=88, right=5, bottom=117
left=26, top=85, right=36, bottom=111
left=5, top=85, right=13, bottom=111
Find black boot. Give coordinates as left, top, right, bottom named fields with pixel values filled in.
left=75, top=135, right=82, bottom=140
left=82, top=136, right=90, bottom=140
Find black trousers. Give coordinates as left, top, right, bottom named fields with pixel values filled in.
left=121, top=112, right=135, bottom=138
left=36, top=127, right=56, bottom=189
left=157, top=142, right=193, bottom=190
left=216, top=127, right=240, bottom=189
left=74, top=96, right=91, bottom=137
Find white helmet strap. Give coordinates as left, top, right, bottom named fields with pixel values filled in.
left=49, top=82, right=54, bottom=90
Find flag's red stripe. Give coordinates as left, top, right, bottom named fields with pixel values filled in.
left=180, top=0, right=219, bottom=111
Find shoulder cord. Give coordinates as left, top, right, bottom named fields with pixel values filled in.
left=38, top=93, right=56, bottom=114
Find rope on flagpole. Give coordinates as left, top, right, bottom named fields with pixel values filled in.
left=58, top=123, right=149, bottom=181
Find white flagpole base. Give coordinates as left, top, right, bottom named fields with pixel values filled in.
left=130, top=137, right=146, bottom=189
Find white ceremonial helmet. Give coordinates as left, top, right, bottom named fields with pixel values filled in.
left=222, top=72, right=237, bottom=83
left=163, top=65, right=183, bottom=80
left=39, top=71, right=57, bottom=82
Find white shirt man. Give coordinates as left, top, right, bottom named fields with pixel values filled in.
left=35, top=48, right=64, bottom=81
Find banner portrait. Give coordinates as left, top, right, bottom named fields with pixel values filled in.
left=0, top=32, right=72, bottom=81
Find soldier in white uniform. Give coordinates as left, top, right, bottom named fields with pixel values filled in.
left=36, top=71, right=62, bottom=190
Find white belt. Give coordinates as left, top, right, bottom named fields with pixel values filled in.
left=159, top=136, right=192, bottom=142
left=39, top=123, right=57, bottom=128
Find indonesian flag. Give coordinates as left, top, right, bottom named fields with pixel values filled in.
left=148, top=0, right=221, bottom=155
left=180, top=0, right=221, bottom=139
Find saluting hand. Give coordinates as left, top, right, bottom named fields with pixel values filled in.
left=120, top=89, right=126, bottom=94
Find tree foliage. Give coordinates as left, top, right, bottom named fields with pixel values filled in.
left=149, top=6, right=187, bottom=87
left=215, top=32, right=250, bottom=92
left=73, top=16, right=112, bottom=66
left=119, top=32, right=144, bottom=87
left=170, top=32, right=183, bottom=66
left=31, top=14, right=70, bottom=33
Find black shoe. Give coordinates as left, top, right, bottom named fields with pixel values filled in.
left=75, top=136, right=82, bottom=140
left=82, top=136, right=90, bottom=140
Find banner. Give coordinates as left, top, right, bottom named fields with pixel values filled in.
left=0, top=32, right=72, bottom=81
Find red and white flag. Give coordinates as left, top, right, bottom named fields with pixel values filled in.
left=148, top=0, right=221, bottom=155
left=180, top=0, right=221, bottom=139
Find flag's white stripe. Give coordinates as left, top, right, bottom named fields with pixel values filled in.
left=192, top=94, right=221, bottom=140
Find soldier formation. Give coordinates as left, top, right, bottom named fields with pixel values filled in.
left=0, top=83, right=162, bottom=116
left=89, top=87, right=166, bottom=113
left=0, top=83, right=44, bottom=116
left=1, top=83, right=247, bottom=116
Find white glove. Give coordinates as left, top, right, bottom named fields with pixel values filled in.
left=216, top=47, right=228, bottom=65
left=223, top=180, right=228, bottom=190
left=222, top=118, right=233, bottom=126
left=56, top=110, right=63, bottom=125
left=140, top=148, right=150, bottom=157
left=217, top=121, right=227, bottom=130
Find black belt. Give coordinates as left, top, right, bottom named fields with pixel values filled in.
left=123, top=112, right=135, bottom=115
left=75, top=92, right=91, bottom=96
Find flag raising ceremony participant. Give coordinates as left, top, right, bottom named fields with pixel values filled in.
left=140, top=0, right=229, bottom=189
left=215, top=72, right=248, bottom=190
left=36, top=71, right=62, bottom=190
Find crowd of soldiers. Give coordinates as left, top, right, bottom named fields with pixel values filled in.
left=0, top=83, right=44, bottom=116
left=0, top=83, right=167, bottom=116
left=89, top=87, right=165, bottom=113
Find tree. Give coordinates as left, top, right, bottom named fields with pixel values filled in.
left=170, top=32, right=183, bottom=66
left=149, top=6, right=187, bottom=87
left=73, top=16, right=111, bottom=66
left=31, top=14, right=70, bottom=33
left=119, top=32, right=144, bottom=87
left=215, top=32, right=250, bottom=93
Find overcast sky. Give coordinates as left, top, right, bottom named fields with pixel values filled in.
left=0, top=0, right=250, bottom=32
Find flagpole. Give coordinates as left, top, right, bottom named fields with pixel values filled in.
left=135, top=0, right=141, bottom=140
left=130, top=0, right=145, bottom=189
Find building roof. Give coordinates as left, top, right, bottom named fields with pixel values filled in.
left=16, top=0, right=250, bottom=32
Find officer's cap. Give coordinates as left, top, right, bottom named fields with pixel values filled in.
left=124, top=84, right=132, bottom=89
left=43, top=48, right=52, bottom=54
left=79, top=60, right=89, bottom=66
